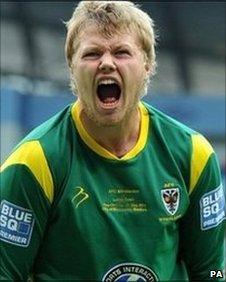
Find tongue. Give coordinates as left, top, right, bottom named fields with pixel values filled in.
left=97, top=84, right=120, bottom=103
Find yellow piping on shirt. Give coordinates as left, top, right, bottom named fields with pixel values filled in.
left=189, top=134, right=214, bottom=194
left=1, top=141, right=54, bottom=203
left=71, top=101, right=149, bottom=161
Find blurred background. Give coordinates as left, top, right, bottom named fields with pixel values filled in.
left=0, top=1, right=225, bottom=255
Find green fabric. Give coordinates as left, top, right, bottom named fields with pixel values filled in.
left=1, top=102, right=225, bottom=281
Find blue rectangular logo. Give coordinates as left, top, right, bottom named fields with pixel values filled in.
left=0, top=200, right=35, bottom=247
left=200, top=184, right=226, bottom=230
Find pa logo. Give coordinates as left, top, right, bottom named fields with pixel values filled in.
left=102, top=263, right=158, bottom=282
left=161, top=187, right=180, bottom=215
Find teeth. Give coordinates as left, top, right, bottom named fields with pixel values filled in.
left=98, top=79, right=117, bottom=85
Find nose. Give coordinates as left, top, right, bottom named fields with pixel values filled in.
left=98, top=53, right=116, bottom=73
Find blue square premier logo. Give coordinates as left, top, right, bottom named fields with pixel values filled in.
left=200, top=184, right=226, bottom=230
left=0, top=200, right=35, bottom=247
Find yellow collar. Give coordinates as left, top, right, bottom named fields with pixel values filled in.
left=71, top=101, right=149, bottom=161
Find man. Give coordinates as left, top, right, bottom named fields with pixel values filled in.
left=0, top=1, right=225, bottom=281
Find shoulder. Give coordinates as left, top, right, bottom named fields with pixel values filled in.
left=144, top=99, right=215, bottom=148
left=1, top=104, right=75, bottom=203
left=16, top=104, right=75, bottom=169
left=1, top=140, right=54, bottom=203
left=143, top=101, right=216, bottom=192
left=142, top=101, right=214, bottom=151
left=143, top=101, right=195, bottom=137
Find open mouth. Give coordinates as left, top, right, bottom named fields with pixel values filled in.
left=97, top=80, right=121, bottom=108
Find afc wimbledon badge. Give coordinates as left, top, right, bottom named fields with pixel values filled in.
left=161, top=188, right=180, bottom=215
left=102, top=263, right=158, bottom=282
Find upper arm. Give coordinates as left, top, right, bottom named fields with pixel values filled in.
left=179, top=134, right=225, bottom=281
left=0, top=141, right=54, bottom=280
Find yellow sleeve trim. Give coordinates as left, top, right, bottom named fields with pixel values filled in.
left=71, top=101, right=149, bottom=161
left=189, top=134, right=214, bottom=194
left=1, top=141, right=54, bottom=202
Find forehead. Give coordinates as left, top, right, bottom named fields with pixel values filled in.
left=75, top=25, right=141, bottom=51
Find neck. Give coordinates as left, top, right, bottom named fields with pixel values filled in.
left=80, top=106, right=141, bottom=158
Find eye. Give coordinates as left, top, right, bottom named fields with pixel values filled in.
left=82, top=52, right=100, bottom=59
left=114, top=50, right=131, bottom=57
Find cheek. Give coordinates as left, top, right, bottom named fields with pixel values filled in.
left=72, top=63, right=94, bottom=90
left=123, top=63, right=148, bottom=100
left=130, top=56, right=146, bottom=75
left=126, top=63, right=147, bottom=86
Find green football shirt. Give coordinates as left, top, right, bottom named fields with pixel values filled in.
left=1, top=101, right=225, bottom=281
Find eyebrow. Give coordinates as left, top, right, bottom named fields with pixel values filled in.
left=81, top=43, right=133, bottom=52
left=113, top=43, right=133, bottom=49
left=82, top=45, right=101, bottom=50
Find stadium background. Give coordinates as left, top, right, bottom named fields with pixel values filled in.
left=1, top=2, right=225, bottom=266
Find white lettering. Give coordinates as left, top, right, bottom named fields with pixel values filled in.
left=204, top=218, right=215, bottom=227
left=7, top=219, right=17, bottom=231
left=1, top=203, right=9, bottom=215
left=202, top=187, right=224, bottom=207
left=203, top=206, right=211, bottom=218
left=210, top=270, right=223, bottom=278
left=209, top=194, right=216, bottom=205
left=1, top=202, right=33, bottom=222
left=210, top=271, right=216, bottom=277
left=21, top=238, right=27, bottom=244
left=24, top=213, right=32, bottom=224
left=202, top=197, right=209, bottom=207
left=215, top=211, right=225, bottom=223
left=211, top=202, right=219, bottom=214
left=15, top=210, right=25, bottom=221
left=9, top=207, right=15, bottom=218
left=0, top=230, right=27, bottom=244
left=203, top=203, right=221, bottom=218
left=0, top=215, right=7, bottom=227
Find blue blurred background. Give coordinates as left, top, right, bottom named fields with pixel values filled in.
left=1, top=1, right=225, bottom=259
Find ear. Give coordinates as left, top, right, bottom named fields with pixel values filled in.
left=145, top=62, right=152, bottom=75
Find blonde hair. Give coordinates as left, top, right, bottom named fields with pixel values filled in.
left=65, top=1, right=157, bottom=76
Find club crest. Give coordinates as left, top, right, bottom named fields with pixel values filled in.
left=161, top=188, right=180, bottom=215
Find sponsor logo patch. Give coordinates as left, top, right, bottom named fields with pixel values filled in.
left=161, top=187, right=180, bottom=215
left=102, top=262, right=158, bottom=282
left=200, top=184, right=226, bottom=230
left=0, top=200, right=35, bottom=247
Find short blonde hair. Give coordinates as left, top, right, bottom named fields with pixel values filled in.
left=65, top=1, right=157, bottom=75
